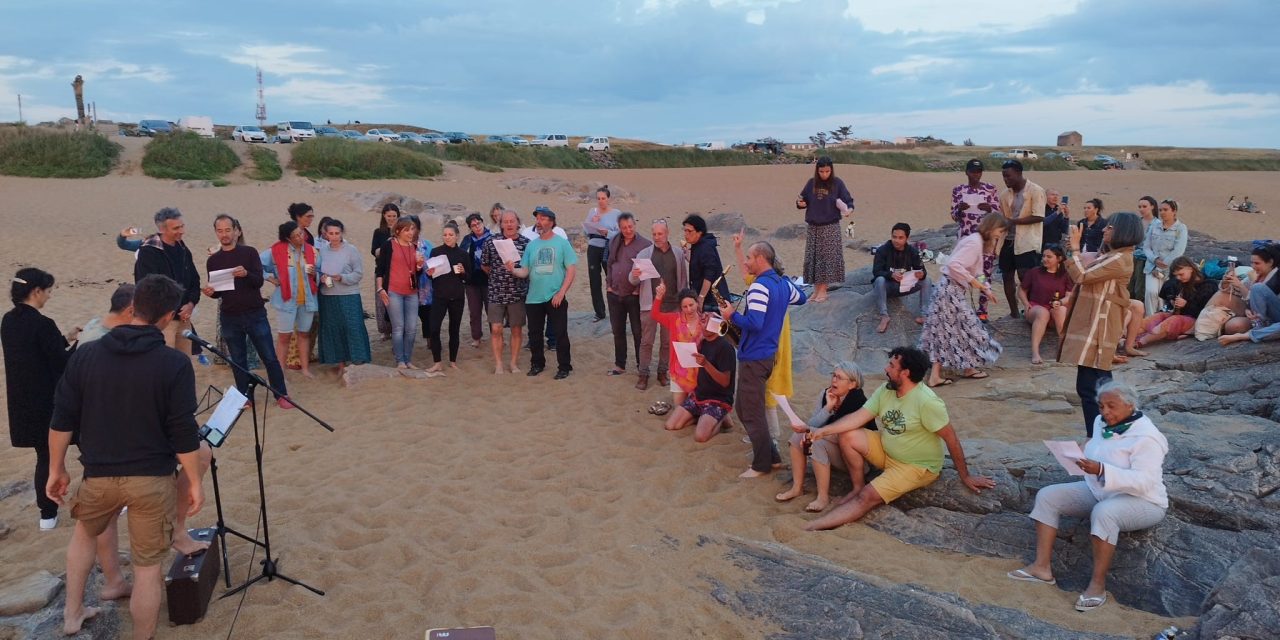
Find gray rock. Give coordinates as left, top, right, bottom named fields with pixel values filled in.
left=702, top=212, right=758, bottom=236
left=0, top=569, right=121, bottom=640
left=1192, top=548, right=1280, bottom=640
left=0, top=522, right=9, bottom=541
left=1029, top=400, right=1075, bottom=414
left=0, top=480, right=25, bottom=501
left=0, top=572, right=61, bottom=616
left=771, top=223, right=808, bottom=240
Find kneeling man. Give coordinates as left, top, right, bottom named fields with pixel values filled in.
left=665, top=314, right=736, bottom=443
left=804, top=346, right=993, bottom=531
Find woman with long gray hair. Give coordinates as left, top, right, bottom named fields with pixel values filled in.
left=775, top=361, right=872, bottom=513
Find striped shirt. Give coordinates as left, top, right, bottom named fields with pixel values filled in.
left=732, top=269, right=806, bottom=361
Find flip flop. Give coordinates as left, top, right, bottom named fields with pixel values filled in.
left=606, top=368, right=625, bottom=376
left=1074, top=593, right=1107, bottom=612
left=963, top=371, right=990, bottom=379
left=1006, top=569, right=1056, bottom=585
left=928, top=378, right=954, bottom=387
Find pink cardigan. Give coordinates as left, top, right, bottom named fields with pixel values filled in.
left=942, top=233, right=984, bottom=287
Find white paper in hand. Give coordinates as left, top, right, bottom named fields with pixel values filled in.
left=492, top=238, right=521, bottom=264
left=202, top=386, right=247, bottom=446
left=673, top=341, right=700, bottom=368
left=208, top=268, right=237, bottom=292
left=426, top=255, right=450, bottom=278
left=899, top=270, right=919, bottom=293
left=632, top=258, right=661, bottom=280
left=772, top=393, right=805, bottom=429
left=836, top=199, right=850, bottom=214
left=1043, top=440, right=1087, bottom=476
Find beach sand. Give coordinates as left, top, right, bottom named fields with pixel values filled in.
left=2, top=157, right=1275, bottom=638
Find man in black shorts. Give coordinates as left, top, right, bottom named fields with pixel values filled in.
left=998, top=160, right=1046, bottom=318
left=663, top=314, right=737, bottom=443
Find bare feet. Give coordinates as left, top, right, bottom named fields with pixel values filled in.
left=836, top=489, right=861, bottom=506
left=876, top=315, right=890, bottom=333
left=172, top=533, right=211, bottom=556
left=1122, top=345, right=1149, bottom=357
left=1030, top=355, right=1043, bottom=365
left=449, top=362, right=459, bottom=370
left=64, top=606, right=99, bottom=635
left=404, top=362, right=420, bottom=370
left=811, top=295, right=829, bottom=303
left=396, top=363, right=408, bottom=370
left=99, top=577, right=132, bottom=601
left=1111, top=354, right=1129, bottom=364
left=775, top=487, right=805, bottom=502
left=494, top=365, right=506, bottom=375
left=739, top=468, right=768, bottom=478
left=805, top=497, right=830, bottom=512
left=299, top=369, right=315, bottom=379
left=509, top=361, right=520, bottom=373
left=914, top=316, right=925, bottom=325
left=427, top=363, right=443, bottom=373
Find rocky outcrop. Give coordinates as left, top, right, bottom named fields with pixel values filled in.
left=0, top=568, right=121, bottom=639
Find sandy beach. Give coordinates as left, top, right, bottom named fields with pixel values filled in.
left=2, top=156, right=1276, bottom=638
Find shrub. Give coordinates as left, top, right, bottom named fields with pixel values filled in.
left=611, top=148, right=775, bottom=169
left=291, top=138, right=443, bottom=179
left=0, top=126, right=121, bottom=177
left=412, top=143, right=594, bottom=169
left=142, top=131, right=240, bottom=180
left=1143, top=158, right=1280, bottom=171
left=248, top=146, right=282, bottom=181
left=820, top=150, right=932, bottom=172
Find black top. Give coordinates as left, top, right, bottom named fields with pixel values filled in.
left=51, top=324, right=199, bottom=477
left=371, top=228, right=392, bottom=258
left=135, top=236, right=201, bottom=308
left=1043, top=205, right=1069, bottom=249
left=871, top=242, right=926, bottom=283
left=428, top=244, right=471, bottom=301
left=206, top=245, right=266, bottom=317
left=2, top=304, right=72, bottom=448
left=693, top=336, right=737, bottom=404
left=819, top=387, right=873, bottom=430
left=689, top=234, right=731, bottom=303
left=1158, top=278, right=1219, bottom=318
left=1077, top=215, right=1108, bottom=253
left=460, top=231, right=491, bottom=289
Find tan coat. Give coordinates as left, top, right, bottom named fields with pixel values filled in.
left=1058, top=247, right=1134, bottom=370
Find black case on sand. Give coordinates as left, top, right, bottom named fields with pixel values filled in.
left=165, top=527, right=221, bottom=625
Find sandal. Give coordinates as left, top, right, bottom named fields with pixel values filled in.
left=963, top=371, right=989, bottom=379
left=928, top=378, right=954, bottom=387
left=1074, top=593, right=1107, bottom=612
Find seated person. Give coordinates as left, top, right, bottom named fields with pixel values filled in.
left=1127, top=257, right=1217, bottom=353
left=872, top=223, right=931, bottom=333
left=1220, top=243, right=1280, bottom=345
left=775, top=361, right=873, bottom=513
left=650, top=283, right=706, bottom=406
left=802, top=346, right=994, bottom=531
left=664, top=314, right=736, bottom=443
left=1017, top=245, right=1073, bottom=364
left=1007, top=382, right=1167, bottom=613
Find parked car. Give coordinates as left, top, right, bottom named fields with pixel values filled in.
left=1042, top=151, right=1059, bottom=159
left=441, top=131, right=474, bottom=144
left=577, top=136, right=610, bottom=152
left=339, top=130, right=366, bottom=141
left=397, top=132, right=431, bottom=144
left=504, top=135, right=529, bottom=146
left=1060, top=152, right=1075, bottom=162
left=1008, top=148, right=1038, bottom=160
left=138, top=119, right=173, bottom=136
left=232, top=125, right=268, bottom=143
left=418, top=133, right=448, bottom=145
left=276, top=121, right=316, bottom=143
left=529, top=134, right=569, bottom=147
left=178, top=116, right=215, bottom=138
left=484, top=135, right=508, bottom=144
left=695, top=141, right=727, bottom=151
left=365, top=129, right=400, bottom=142
left=988, top=151, right=1009, bottom=159
left=314, top=125, right=342, bottom=138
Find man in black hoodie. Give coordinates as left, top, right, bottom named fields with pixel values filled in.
left=134, top=206, right=201, bottom=358
left=47, top=274, right=205, bottom=639
left=871, top=223, right=931, bottom=333
left=683, top=214, right=731, bottom=312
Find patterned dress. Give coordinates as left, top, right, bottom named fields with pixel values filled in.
left=918, top=234, right=1002, bottom=370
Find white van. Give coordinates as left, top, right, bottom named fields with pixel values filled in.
left=695, top=141, right=726, bottom=151
left=577, top=136, right=610, bottom=152
left=277, top=121, right=316, bottom=143
left=178, top=116, right=215, bottom=138
left=529, top=134, right=568, bottom=147
left=1008, top=149, right=1038, bottom=160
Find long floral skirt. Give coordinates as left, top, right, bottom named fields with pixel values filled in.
left=918, top=278, right=1002, bottom=370
left=803, top=222, right=845, bottom=286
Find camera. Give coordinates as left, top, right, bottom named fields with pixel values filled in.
left=1227, top=255, right=1239, bottom=270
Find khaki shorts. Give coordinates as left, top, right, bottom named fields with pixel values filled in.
left=70, top=476, right=176, bottom=566
left=863, top=431, right=940, bottom=504
left=487, top=302, right=526, bottom=327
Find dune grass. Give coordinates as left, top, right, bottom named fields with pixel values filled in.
left=247, top=146, right=283, bottom=181
left=611, top=148, right=776, bottom=169
left=412, top=143, right=595, bottom=169
left=142, top=131, right=240, bottom=181
left=0, top=126, right=122, bottom=177
left=821, top=149, right=933, bottom=172
left=1143, top=158, right=1280, bottom=171
left=291, top=138, right=444, bottom=179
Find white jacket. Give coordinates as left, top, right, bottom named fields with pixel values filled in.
left=1084, top=414, right=1169, bottom=509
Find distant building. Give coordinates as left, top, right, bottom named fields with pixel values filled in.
left=1057, top=131, right=1083, bottom=147
left=894, top=136, right=920, bottom=146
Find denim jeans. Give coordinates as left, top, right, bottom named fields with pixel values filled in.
left=1249, top=282, right=1280, bottom=342
left=387, top=291, right=419, bottom=364
left=222, top=309, right=288, bottom=399
left=873, top=275, right=932, bottom=317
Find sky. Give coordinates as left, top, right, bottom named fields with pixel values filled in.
left=2, top=0, right=1279, bottom=147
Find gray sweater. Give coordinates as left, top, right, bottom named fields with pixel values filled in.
left=317, top=241, right=364, bottom=296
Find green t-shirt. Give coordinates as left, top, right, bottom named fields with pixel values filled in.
left=521, top=234, right=578, bottom=304
left=862, top=382, right=949, bottom=472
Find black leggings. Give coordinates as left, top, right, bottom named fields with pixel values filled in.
left=33, top=438, right=58, bottom=519
left=429, top=297, right=465, bottom=363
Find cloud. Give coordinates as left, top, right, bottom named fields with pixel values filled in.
left=264, top=78, right=390, bottom=109
left=77, top=60, right=172, bottom=83
left=843, top=0, right=1084, bottom=33
left=223, top=44, right=341, bottom=76
left=745, top=9, right=766, bottom=24
left=870, top=55, right=954, bottom=77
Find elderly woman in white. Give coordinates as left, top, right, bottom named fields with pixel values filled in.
left=1006, top=381, right=1168, bottom=612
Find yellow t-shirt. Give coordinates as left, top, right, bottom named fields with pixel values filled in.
left=744, top=273, right=793, bottom=406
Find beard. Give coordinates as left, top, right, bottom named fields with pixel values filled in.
left=886, top=377, right=900, bottom=391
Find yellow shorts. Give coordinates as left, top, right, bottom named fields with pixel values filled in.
left=70, top=476, right=175, bottom=567
left=864, top=431, right=940, bottom=503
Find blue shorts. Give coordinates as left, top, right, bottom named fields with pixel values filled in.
left=681, top=395, right=732, bottom=422
left=275, top=305, right=315, bottom=333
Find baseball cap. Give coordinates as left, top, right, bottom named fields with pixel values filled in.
left=965, top=159, right=984, bottom=172
left=533, top=206, right=557, bottom=223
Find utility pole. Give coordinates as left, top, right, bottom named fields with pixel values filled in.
left=16, top=94, right=21, bottom=123
left=255, top=65, right=267, bottom=128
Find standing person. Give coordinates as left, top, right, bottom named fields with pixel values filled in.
left=316, top=219, right=371, bottom=375
left=78, top=283, right=135, bottom=344
left=1141, top=199, right=1189, bottom=315
left=461, top=213, right=492, bottom=349
left=375, top=218, right=424, bottom=369
left=288, top=202, right=317, bottom=246
left=582, top=186, right=621, bottom=322
left=795, top=157, right=854, bottom=302
left=134, top=207, right=200, bottom=357
left=1128, top=195, right=1159, bottom=304
left=1060, top=212, right=1143, bottom=437
left=1076, top=198, right=1108, bottom=253
left=719, top=241, right=807, bottom=478
left=776, top=362, right=871, bottom=513
left=998, top=160, right=1046, bottom=319
left=46, top=274, right=205, bottom=640
left=409, top=215, right=436, bottom=343
left=202, top=215, right=291, bottom=408
left=871, top=223, right=932, bottom=333
left=1043, top=189, right=1071, bottom=249
left=3, top=268, right=78, bottom=530
left=371, top=204, right=401, bottom=342
left=482, top=209, right=530, bottom=374
left=662, top=313, right=736, bottom=443
left=487, top=202, right=505, bottom=233
left=630, top=219, right=688, bottom=391
left=683, top=214, right=731, bottom=312
left=285, top=203, right=319, bottom=370
left=426, top=222, right=470, bottom=371
left=514, top=207, right=577, bottom=379
left=262, top=221, right=319, bottom=379
left=734, top=230, right=796, bottom=445
left=919, top=213, right=1008, bottom=387
left=650, top=283, right=706, bottom=405
left=1018, top=245, right=1074, bottom=365
left=950, top=159, right=1000, bottom=321
left=604, top=213, right=652, bottom=380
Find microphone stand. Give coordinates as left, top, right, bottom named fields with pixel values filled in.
left=185, top=330, right=330, bottom=598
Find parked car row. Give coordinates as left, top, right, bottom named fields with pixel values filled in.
left=223, top=124, right=606, bottom=150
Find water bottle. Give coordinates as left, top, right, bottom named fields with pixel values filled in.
left=1153, top=625, right=1179, bottom=639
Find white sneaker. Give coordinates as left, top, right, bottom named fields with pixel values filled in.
left=39, top=515, right=59, bottom=531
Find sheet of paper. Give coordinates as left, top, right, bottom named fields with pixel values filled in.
left=631, top=257, right=661, bottom=280
left=202, top=386, right=247, bottom=445
left=1043, top=440, right=1086, bottom=476
left=208, top=267, right=236, bottom=292
left=836, top=199, right=850, bottom=214
left=961, top=192, right=988, bottom=210
left=426, top=255, right=451, bottom=278
left=772, top=393, right=806, bottom=428
left=492, top=238, right=521, bottom=264
left=673, top=341, right=701, bottom=368
left=899, top=270, right=920, bottom=293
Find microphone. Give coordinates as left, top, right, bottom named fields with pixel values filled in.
left=181, top=329, right=216, bottom=351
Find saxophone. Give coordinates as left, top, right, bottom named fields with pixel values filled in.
left=708, top=265, right=742, bottom=346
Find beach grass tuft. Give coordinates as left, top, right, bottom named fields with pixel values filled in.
left=611, top=148, right=775, bottom=169
left=413, top=143, right=595, bottom=169
left=142, top=131, right=240, bottom=180
left=0, top=125, right=122, bottom=178
left=821, top=150, right=933, bottom=172
left=247, top=146, right=283, bottom=181
left=291, top=138, right=444, bottom=179
left=1143, top=158, right=1280, bottom=171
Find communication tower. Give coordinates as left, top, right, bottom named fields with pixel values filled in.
left=255, top=65, right=267, bottom=127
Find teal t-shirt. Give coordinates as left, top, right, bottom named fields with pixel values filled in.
left=862, top=382, right=949, bottom=472
left=521, top=234, right=578, bottom=304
